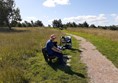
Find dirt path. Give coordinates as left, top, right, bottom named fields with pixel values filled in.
left=70, top=34, right=118, bottom=83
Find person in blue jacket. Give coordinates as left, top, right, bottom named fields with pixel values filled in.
left=46, top=34, right=65, bottom=65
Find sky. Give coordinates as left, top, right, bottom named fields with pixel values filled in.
left=15, top=0, right=118, bottom=26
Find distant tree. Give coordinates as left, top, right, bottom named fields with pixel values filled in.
left=109, top=25, right=118, bottom=30
left=31, top=20, right=34, bottom=27
left=24, top=21, right=32, bottom=27
left=97, top=26, right=102, bottom=29
left=10, top=20, right=18, bottom=27
left=21, top=23, right=26, bottom=27
left=48, top=24, right=51, bottom=27
left=78, top=23, right=83, bottom=27
left=58, top=19, right=63, bottom=27
left=52, top=19, right=63, bottom=28
left=90, top=24, right=96, bottom=28
left=62, top=24, right=67, bottom=29
left=24, top=21, right=28, bottom=27
left=65, top=22, right=77, bottom=27
left=34, top=20, right=43, bottom=27
left=72, top=22, right=77, bottom=27
left=66, top=22, right=73, bottom=27
left=82, top=21, right=89, bottom=27
left=17, top=22, right=22, bottom=27
left=0, top=0, right=22, bottom=30
left=52, top=20, right=57, bottom=28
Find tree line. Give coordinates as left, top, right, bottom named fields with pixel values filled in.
left=51, top=19, right=118, bottom=30
left=11, top=20, right=44, bottom=27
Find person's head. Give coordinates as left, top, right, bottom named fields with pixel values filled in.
left=50, top=34, right=56, bottom=41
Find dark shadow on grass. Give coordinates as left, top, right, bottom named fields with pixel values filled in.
left=0, top=27, right=30, bottom=33
left=48, top=62, right=85, bottom=78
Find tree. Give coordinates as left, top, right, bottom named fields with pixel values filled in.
left=66, top=22, right=73, bottom=27
left=10, top=20, right=18, bottom=27
left=24, top=21, right=32, bottom=27
left=48, top=24, right=51, bottom=27
left=90, top=24, right=96, bottom=28
left=17, top=22, right=22, bottom=27
left=0, top=0, right=21, bottom=30
left=31, top=20, right=34, bottom=27
left=34, top=20, right=43, bottom=27
left=72, top=22, right=77, bottom=27
left=52, top=19, right=63, bottom=28
left=78, top=23, right=83, bottom=27
left=83, top=21, right=89, bottom=27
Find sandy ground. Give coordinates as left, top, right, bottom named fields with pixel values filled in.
left=70, top=34, right=118, bottom=83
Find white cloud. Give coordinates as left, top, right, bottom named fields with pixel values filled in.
left=110, top=14, right=118, bottom=22
left=115, top=16, right=118, bottom=22
left=43, top=0, right=70, bottom=7
left=62, top=14, right=107, bottom=25
left=43, top=0, right=55, bottom=7
left=111, top=14, right=117, bottom=17
left=54, top=0, right=70, bottom=5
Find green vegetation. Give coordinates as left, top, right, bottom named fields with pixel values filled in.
left=66, top=28, right=118, bottom=68
left=0, top=28, right=87, bottom=83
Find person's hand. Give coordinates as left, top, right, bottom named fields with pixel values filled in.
left=58, top=49, right=62, bottom=53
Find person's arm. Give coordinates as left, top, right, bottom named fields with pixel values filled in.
left=52, top=46, right=62, bottom=53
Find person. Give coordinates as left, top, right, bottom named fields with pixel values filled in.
left=45, top=34, right=65, bottom=65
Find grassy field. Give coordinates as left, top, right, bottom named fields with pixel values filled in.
left=0, top=28, right=87, bottom=83
left=65, top=28, right=118, bottom=68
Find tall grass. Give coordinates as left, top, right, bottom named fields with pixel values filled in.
left=0, top=28, right=64, bottom=82
left=66, top=28, right=118, bottom=68
left=0, top=28, right=87, bottom=83
left=67, top=28, right=118, bottom=41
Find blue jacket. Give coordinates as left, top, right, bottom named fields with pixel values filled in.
left=46, top=40, right=54, bottom=55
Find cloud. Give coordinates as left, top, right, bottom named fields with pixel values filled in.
left=115, top=16, right=118, bottom=22
left=110, top=14, right=118, bottom=22
left=62, top=14, right=107, bottom=25
left=111, top=14, right=117, bottom=17
left=43, top=0, right=70, bottom=7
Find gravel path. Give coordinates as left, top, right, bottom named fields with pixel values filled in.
left=70, top=34, right=118, bottom=83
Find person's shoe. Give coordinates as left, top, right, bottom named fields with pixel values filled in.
left=67, top=55, right=72, bottom=58
left=67, top=59, right=71, bottom=63
left=63, top=55, right=69, bottom=59
left=66, top=63, right=71, bottom=66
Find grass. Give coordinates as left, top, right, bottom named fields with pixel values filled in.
left=0, top=27, right=87, bottom=83
left=65, top=28, right=118, bottom=68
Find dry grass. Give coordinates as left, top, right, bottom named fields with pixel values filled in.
left=67, top=28, right=118, bottom=41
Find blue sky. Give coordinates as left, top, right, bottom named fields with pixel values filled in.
left=15, top=0, right=118, bottom=26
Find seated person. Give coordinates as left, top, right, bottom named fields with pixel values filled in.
left=45, top=34, right=65, bottom=65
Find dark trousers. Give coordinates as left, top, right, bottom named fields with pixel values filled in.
left=52, top=52, right=64, bottom=64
